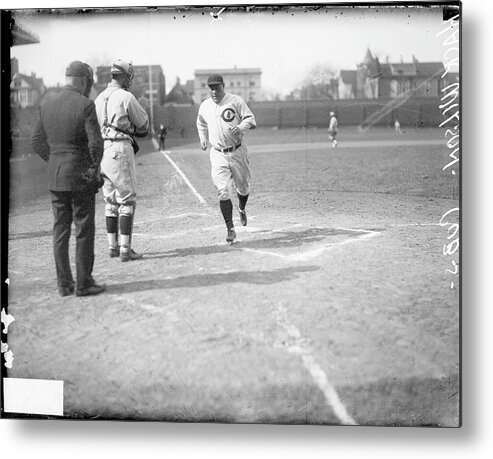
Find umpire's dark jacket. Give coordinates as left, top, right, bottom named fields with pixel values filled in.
left=31, top=85, right=103, bottom=191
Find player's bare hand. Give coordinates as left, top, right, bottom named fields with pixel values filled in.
left=200, top=140, right=208, bottom=150
left=229, top=126, right=241, bottom=136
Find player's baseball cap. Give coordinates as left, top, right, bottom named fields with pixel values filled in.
left=111, top=59, right=133, bottom=75
left=65, top=60, right=93, bottom=82
left=207, top=74, right=224, bottom=86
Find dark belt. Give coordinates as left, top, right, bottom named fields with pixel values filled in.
left=214, top=143, right=241, bottom=153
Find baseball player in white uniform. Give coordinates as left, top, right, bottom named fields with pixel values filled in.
left=95, top=59, right=149, bottom=262
left=328, top=111, right=338, bottom=148
left=197, top=74, right=256, bottom=244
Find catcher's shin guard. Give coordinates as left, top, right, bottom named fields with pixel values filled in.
left=106, top=216, right=119, bottom=257
left=119, top=204, right=142, bottom=261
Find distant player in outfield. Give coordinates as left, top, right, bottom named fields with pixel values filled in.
left=158, top=124, right=167, bottom=150
left=328, top=111, right=338, bottom=148
left=394, top=119, right=402, bottom=134
left=196, top=74, right=256, bottom=244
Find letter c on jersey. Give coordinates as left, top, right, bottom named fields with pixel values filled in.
left=221, top=108, right=236, bottom=123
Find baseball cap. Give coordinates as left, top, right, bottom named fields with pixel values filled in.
left=65, top=60, right=93, bottom=81
left=111, top=59, right=132, bottom=75
left=207, top=74, right=224, bottom=86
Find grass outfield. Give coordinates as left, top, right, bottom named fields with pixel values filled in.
left=252, top=144, right=458, bottom=199
left=244, top=125, right=445, bottom=145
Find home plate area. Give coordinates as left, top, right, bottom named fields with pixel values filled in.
left=232, top=224, right=381, bottom=261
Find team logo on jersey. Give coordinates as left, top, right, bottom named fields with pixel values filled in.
left=221, top=108, right=236, bottom=123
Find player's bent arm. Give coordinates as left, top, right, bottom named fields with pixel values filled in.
left=236, top=99, right=256, bottom=131
left=134, top=119, right=149, bottom=138
left=128, top=95, right=149, bottom=137
left=238, top=115, right=256, bottom=132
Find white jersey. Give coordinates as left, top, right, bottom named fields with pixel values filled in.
left=95, top=81, right=149, bottom=142
left=329, top=116, right=338, bottom=131
left=197, top=93, right=256, bottom=150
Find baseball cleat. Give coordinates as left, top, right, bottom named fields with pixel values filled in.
left=121, top=248, right=143, bottom=262
left=238, top=207, right=247, bottom=226
left=226, top=228, right=236, bottom=244
left=109, top=246, right=120, bottom=258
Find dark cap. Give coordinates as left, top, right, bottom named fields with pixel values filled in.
left=65, top=61, right=93, bottom=81
left=207, top=74, right=224, bottom=86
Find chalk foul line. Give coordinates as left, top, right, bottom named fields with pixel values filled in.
left=161, top=151, right=207, bottom=205
left=274, top=307, right=357, bottom=425
left=152, top=139, right=207, bottom=206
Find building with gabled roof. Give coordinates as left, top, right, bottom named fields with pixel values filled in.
left=338, top=70, right=357, bottom=99
left=338, top=48, right=446, bottom=99
left=10, top=70, right=46, bottom=108
left=165, top=77, right=194, bottom=105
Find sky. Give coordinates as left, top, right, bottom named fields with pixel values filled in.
left=10, top=3, right=451, bottom=97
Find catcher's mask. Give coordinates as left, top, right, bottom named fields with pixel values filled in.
left=111, top=59, right=134, bottom=89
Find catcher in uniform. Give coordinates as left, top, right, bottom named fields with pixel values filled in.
left=197, top=74, right=257, bottom=244
left=95, top=59, right=149, bottom=262
left=328, top=111, right=338, bottom=148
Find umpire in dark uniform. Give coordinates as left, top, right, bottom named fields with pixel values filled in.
left=31, top=61, right=106, bottom=297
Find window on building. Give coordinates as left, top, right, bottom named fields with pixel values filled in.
left=20, top=90, right=27, bottom=105
left=390, top=79, right=411, bottom=98
left=250, top=81, right=255, bottom=87
left=237, top=81, right=241, bottom=87
left=230, top=82, right=234, bottom=87
left=422, top=80, right=433, bottom=96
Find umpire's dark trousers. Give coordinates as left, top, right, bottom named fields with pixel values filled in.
left=51, top=191, right=96, bottom=291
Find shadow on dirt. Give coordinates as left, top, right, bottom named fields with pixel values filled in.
left=106, top=265, right=319, bottom=293
left=144, top=227, right=373, bottom=259
left=343, top=373, right=460, bottom=427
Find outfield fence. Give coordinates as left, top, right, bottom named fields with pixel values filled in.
left=152, top=97, right=443, bottom=133
left=10, top=97, right=443, bottom=155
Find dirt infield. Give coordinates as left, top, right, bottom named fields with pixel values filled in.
left=5, top=128, right=459, bottom=425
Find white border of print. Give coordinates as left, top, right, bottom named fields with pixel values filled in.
left=2, top=1, right=490, bottom=459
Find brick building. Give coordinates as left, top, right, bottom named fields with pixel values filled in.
left=193, top=67, right=262, bottom=104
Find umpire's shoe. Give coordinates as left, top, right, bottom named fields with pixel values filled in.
left=226, top=228, right=236, bottom=244
left=121, top=247, right=143, bottom=262
left=59, top=284, right=75, bottom=297
left=75, top=282, right=106, bottom=297
left=238, top=206, right=247, bottom=226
